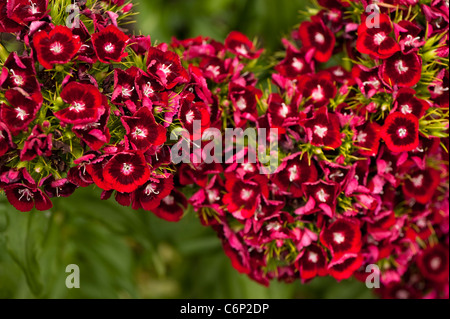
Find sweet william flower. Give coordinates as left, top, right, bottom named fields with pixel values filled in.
left=33, top=25, right=82, bottom=69
left=153, top=189, right=188, bottom=222
left=6, top=0, right=48, bottom=25
left=381, top=51, right=422, bottom=87
left=354, top=122, right=382, bottom=157
left=121, top=106, right=167, bottom=152
left=416, top=244, right=449, bottom=283
left=0, top=1, right=22, bottom=32
left=146, top=46, right=189, bottom=89
left=303, top=106, right=342, bottom=149
left=298, top=15, right=335, bottom=63
left=394, top=88, right=430, bottom=118
left=91, top=25, right=129, bottom=63
left=225, top=31, right=263, bottom=59
left=102, top=151, right=151, bottom=193
left=132, top=176, right=174, bottom=211
left=402, top=167, right=441, bottom=204
left=320, top=218, right=362, bottom=260
left=0, top=122, right=14, bottom=156
left=380, top=112, right=419, bottom=153
left=295, top=244, right=328, bottom=281
left=0, top=52, right=40, bottom=95
left=19, top=124, right=52, bottom=161
left=55, top=82, right=104, bottom=125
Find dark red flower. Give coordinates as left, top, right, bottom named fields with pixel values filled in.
left=6, top=0, right=48, bottom=25
left=223, top=174, right=269, bottom=219
left=111, top=67, right=141, bottom=109
left=275, top=46, right=314, bottom=79
left=19, top=124, right=52, bottom=161
left=129, top=35, right=152, bottom=55
left=416, top=244, right=449, bottom=283
left=304, top=106, right=342, bottom=149
left=381, top=52, right=422, bottom=87
left=33, top=25, right=82, bottom=69
left=67, top=164, right=94, bottom=188
left=394, top=88, right=430, bottom=118
left=381, top=112, right=419, bottom=153
left=121, top=106, right=166, bottom=151
left=0, top=122, right=14, bottom=156
left=5, top=183, right=52, bottom=212
left=0, top=1, right=22, bottom=32
left=354, top=122, right=382, bottom=157
left=295, top=244, right=328, bottom=281
left=229, top=82, right=262, bottom=126
left=55, top=82, right=104, bottom=125
left=153, top=189, right=188, bottom=222
left=299, top=74, right=336, bottom=108
left=91, top=25, right=129, bottom=63
left=178, top=94, right=211, bottom=140
left=72, top=95, right=111, bottom=151
left=267, top=93, right=299, bottom=132
left=352, top=65, right=384, bottom=98
left=132, top=176, right=174, bottom=211
left=199, top=57, right=230, bottom=83
left=271, top=153, right=318, bottom=197
left=86, top=157, right=113, bottom=191
left=328, top=254, right=364, bottom=281
left=402, top=168, right=441, bottom=204
left=396, top=20, right=424, bottom=54
left=146, top=47, right=189, bottom=89
left=103, top=151, right=150, bottom=193
left=0, top=88, right=42, bottom=135
left=428, top=69, right=449, bottom=108
left=320, top=218, right=362, bottom=260
left=356, top=13, right=400, bottom=59
left=298, top=16, right=335, bottom=62
left=43, top=177, right=77, bottom=198
left=225, top=31, right=263, bottom=59
left=0, top=52, right=40, bottom=94
left=299, top=180, right=340, bottom=217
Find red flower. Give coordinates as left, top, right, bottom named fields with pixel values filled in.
left=72, top=95, right=111, bottom=151
left=223, top=174, right=269, bottom=219
left=328, top=254, right=364, bottom=281
left=229, top=82, right=262, bottom=126
left=0, top=1, right=22, bottom=32
left=381, top=112, right=419, bottom=153
left=33, top=25, right=82, bottom=69
left=0, top=88, right=42, bottom=135
left=111, top=67, right=141, bottom=109
left=55, top=82, right=104, bottom=125
left=132, top=176, right=174, bottom=211
left=19, top=124, right=52, bottom=161
left=381, top=52, right=422, bottom=87
left=352, top=65, right=384, bottom=98
left=103, top=151, right=150, bottom=193
left=298, top=180, right=340, bottom=218
left=320, top=218, right=362, bottom=259
left=6, top=0, right=48, bottom=25
left=298, top=16, right=335, bottom=62
left=428, top=69, right=449, bottom=108
left=354, top=122, right=381, bottom=157
left=0, top=52, right=40, bottom=94
left=121, top=106, right=167, bottom=151
left=5, top=183, right=52, bottom=212
left=356, top=13, right=400, bottom=59
left=402, top=168, right=440, bottom=204
left=153, top=189, right=188, bottom=222
left=275, top=46, right=314, bottom=79
left=394, top=88, right=430, bottom=118
left=267, top=93, right=299, bottom=132
left=91, top=25, right=129, bottom=63
left=225, top=31, right=263, bottom=59
left=295, top=244, right=328, bottom=281
left=146, top=47, right=189, bottom=89
left=304, top=106, right=342, bottom=149
left=0, top=122, right=14, bottom=156
left=416, top=244, right=449, bottom=283
left=299, top=74, right=336, bottom=108
left=178, top=94, right=211, bottom=140
left=271, top=153, right=318, bottom=197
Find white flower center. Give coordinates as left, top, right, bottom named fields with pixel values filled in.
left=163, top=195, right=175, bottom=205
left=362, top=79, right=380, bottom=89
left=314, top=32, right=325, bottom=44
left=207, top=189, right=220, bottom=203
left=132, top=127, right=147, bottom=139
left=434, top=84, right=449, bottom=96
left=333, top=232, right=345, bottom=244
left=121, top=86, right=134, bottom=97
left=160, top=63, right=172, bottom=76
left=411, top=174, right=424, bottom=188
left=10, top=70, right=24, bottom=86
left=374, top=32, right=386, bottom=45
left=292, top=57, right=304, bottom=71
left=104, top=43, right=115, bottom=53
left=279, top=103, right=289, bottom=118
left=357, top=131, right=367, bottom=143
left=308, top=251, right=318, bottom=263
left=16, top=107, right=28, bottom=121
left=236, top=97, right=247, bottom=111
left=235, top=45, right=248, bottom=56
left=401, top=104, right=413, bottom=114
left=143, top=82, right=154, bottom=97
left=266, top=222, right=281, bottom=232
left=288, top=165, right=298, bottom=182
left=240, top=189, right=253, bottom=201
left=395, top=60, right=409, bottom=74
left=316, top=188, right=329, bottom=203
left=314, top=125, right=328, bottom=138
left=70, top=101, right=85, bottom=113
left=185, top=110, right=195, bottom=124
left=50, top=42, right=63, bottom=54
left=206, top=65, right=221, bottom=78
left=121, top=163, right=133, bottom=175
left=144, top=183, right=159, bottom=195
left=397, top=127, right=408, bottom=138
left=311, top=85, right=324, bottom=101
left=333, top=68, right=344, bottom=77
left=29, top=1, right=40, bottom=14
left=430, top=256, right=442, bottom=270
left=242, top=163, right=255, bottom=172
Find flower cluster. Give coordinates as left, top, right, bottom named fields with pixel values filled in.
left=0, top=0, right=448, bottom=299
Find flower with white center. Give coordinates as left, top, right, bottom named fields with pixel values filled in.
left=18, top=188, right=34, bottom=201
left=160, top=63, right=172, bottom=76
left=143, top=82, right=154, bottom=97
left=411, top=174, right=424, bottom=188
left=50, top=42, right=63, bottom=54
left=206, top=65, right=221, bottom=78
left=121, top=86, right=134, bottom=97
left=132, top=127, right=147, bottom=139
left=308, top=251, right=318, bottom=263
left=235, top=45, right=248, bottom=56
left=314, top=125, right=328, bottom=138
left=144, top=183, right=159, bottom=196
left=333, top=232, right=345, bottom=244
left=292, top=57, right=303, bottom=71
left=240, top=189, right=253, bottom=200
left=236, top=97, right=247, bottom=111
left=395, top=60, right=409, bottom=74
left=266, top=222, right=281, bottom=232
left=10, top=70, right=24, bottom=86
left=121, top=163, right=133, bottom=175
left=397, top=128, right=407, bottom=138
left=16, top=107, right=28, bottom=120
left=430, top=257, right=442, bottom=270
left=316, top=188, right=329, bottom=203
left=207, top=189, right=220, bottom=203
left=357, top=131, right=367, bottom=143
left=401, top=104, right=413, bottom=114
left=104, top=43, right=115, bottom=53
left=69, top=102, right=85, bottom=113
left=374, top=33, right=386, bottom=45
left=314, top=32, right=325, bottom=44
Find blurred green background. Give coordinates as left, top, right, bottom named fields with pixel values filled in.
left=0, top=0, right=374, bottom=299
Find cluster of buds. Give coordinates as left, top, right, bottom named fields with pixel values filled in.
left=0, top=0, right=448, bottom=298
